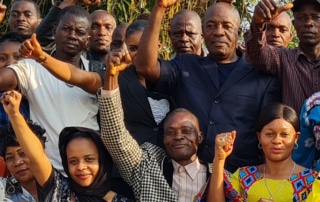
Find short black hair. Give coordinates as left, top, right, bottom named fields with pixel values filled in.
left=125, top=19, right=147, bottom=39
left=0, top=32, right=27, bottom=47
left=0, top=120, right=46, bottom=156
left=292, top=0, right=320, bottom=12
left=60, top=5, right=91, bottom=26
left=12, top=0, right=41, bottom=18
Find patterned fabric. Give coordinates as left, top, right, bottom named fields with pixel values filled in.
left=98, top=89, right=178, bottom=201
left=293, top=92, right=320, bottom=171
left=0, top=176, right=36, bottom=202
left=194, top=166, right=316, bottom=202
left=306, top=173, right=320, bottom=202
left=245, top=30, right=320, bottom=114
left=225, top=166, right=316, bottom=202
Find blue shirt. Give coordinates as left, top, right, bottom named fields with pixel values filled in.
left=0, top=176, right=36, bottom=202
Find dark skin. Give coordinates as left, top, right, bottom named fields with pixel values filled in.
left=53, top=13, right=90, bottom=68
left=8, top=1, right=41, bottom=37
left=163, top=111, right=203, bottom=166
left=89, top=10, right=116, bottom=60
left=0, top=14, right=90, bottom=93
left=169, top=11, right=203, bottom=55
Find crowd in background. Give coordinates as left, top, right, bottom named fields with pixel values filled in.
left=0, top=0, right=320, bottom=201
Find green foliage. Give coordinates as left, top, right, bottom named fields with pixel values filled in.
left=1, top=0, right=299, bottom=58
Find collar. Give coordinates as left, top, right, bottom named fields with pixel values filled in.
left=172, top=158, right=206, bottom=180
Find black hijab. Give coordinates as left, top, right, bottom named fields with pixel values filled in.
left=59, top=127, right=113, bottom=202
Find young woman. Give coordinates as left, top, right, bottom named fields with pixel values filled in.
left=0, top=121, right=46, bottom=202
left=0, top=90, right=132, bottom=202
left=196, top=103, right=317, bottom=202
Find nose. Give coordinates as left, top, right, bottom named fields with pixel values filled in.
left=67, top=30, right=77, bottom=39
left=304, top=17, right=314, bottom=27
left=180, top=32, right=189, bottom=41
left=213, top=25, right=224, bottom=36
left=271, top=135, right=282, bottom=144
left=13, top=156, right=23, bottom=166
left=17, top=14, right=26, bottom=21
left=271, top=28, right=280, bottom=37
left=76, top=161, right=87, bottom=171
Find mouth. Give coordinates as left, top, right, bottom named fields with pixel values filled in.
left=64, top=42, right=78, bottom=49
left=76, top=174, right=91, bottom=180
left=14, top=24, right=28, bottom=30
left=267, top=40, right=282, bottom=46
left=172, top=144, right=187, bottom=149
left=16, top=168, right=28, bottom=176
left=177, top=47, right=192, bottom=53
left=301, top=31, right=316, bottom=37
left=271, top=148, right=284, bottom=154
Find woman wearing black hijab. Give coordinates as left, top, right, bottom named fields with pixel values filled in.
left=0, top=90, right=132, bottom=202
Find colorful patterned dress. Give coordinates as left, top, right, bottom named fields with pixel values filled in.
left=194, top=166, right=317, bottom=202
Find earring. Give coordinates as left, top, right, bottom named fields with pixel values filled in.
left=258, top=142, right=262, bottom=149
left=294, top=143, right=299, bottom=149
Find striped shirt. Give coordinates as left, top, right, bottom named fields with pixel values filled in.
left=172, top=158, right=207, bottom=202
left=245, top=30, right=320, bottom=114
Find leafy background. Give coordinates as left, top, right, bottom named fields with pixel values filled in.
left=1, top=0, right=297, bottom=59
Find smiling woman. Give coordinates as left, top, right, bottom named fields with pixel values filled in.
left=0, top=90, right=133, bottom=202
left=196, top=103, right=318, bottom=202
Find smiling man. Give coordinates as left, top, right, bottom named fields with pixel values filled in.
left=135, top=0, right=281, bottom=173
left=8, top=0, right=41, bottom=37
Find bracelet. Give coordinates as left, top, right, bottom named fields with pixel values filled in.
left=37, top=53, right=47, bottom=65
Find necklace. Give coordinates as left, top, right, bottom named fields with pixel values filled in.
left=263, top=162, right=296, bottom=200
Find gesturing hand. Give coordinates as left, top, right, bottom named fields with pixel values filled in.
left=80, top=0, right=101, bottom=6
left=214, top=131, right=236, bottom=161
left=253, top=0, right=293, bottom=24
left=105, top=43, right=131, bottom=76
left=0, top=90, right=22, bottom=116
left=157, top=0, right=178, bottom=9
left=19, top=34, right=46, bottom=62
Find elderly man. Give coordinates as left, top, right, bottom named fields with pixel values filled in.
left=8, top=0, right=42, bottom=37
left=169, top=10, right=206, bottom=56
left=135, top=0, right=281, bottom=172
left=98, top=49, right=209, bottom=201
left=0, top=5, right=99, bottom=173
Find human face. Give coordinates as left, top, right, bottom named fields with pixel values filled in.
left=8, top=1, right=41, bottom=37
left=203, top=4, right=240, bottom=62
left=54, top=13, right=90, bottom=57
left=89, top=12, right=116, bottom=54
left=163, top=111, right=202, bottom=166
left=66, top=137, right=99, bottom=187
left=0, top=41, right=21, bottom=69
left=110, top=25, right=128, bottom=51
left=293, top=5, right=320, bottom=46
left=5, top=146, right=34, bottom=184
left=257, top=118, right=299, bottom=163
left=170, top=15, right=203, bottom=55
left=126, top=31, right=143, bottom=64
left=266, top=13, right=293, bottom=47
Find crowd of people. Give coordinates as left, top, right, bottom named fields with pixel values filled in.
left=0, top=0, right=320, bottom=201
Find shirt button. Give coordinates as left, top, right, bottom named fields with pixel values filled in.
left=214, top=99, right=221, bottom=104
left=209, top=121, right=215, bottom=125
left=153, top=127, right=159, bottom=132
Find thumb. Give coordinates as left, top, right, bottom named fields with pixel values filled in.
left=277, top=3, right=293, bottom=13
left=231, top=130, right=236, bottom=142
left=121, top=43, right=131, bottom=64
left=31, top=33, right=40, bottom=48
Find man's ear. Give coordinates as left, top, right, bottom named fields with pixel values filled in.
left=198, top=132, right=203, bottom=144
left=157, top=41, right=162, bottom=52
left=238, top=27, right=242, bottom=37
left=52, top=26, right=57, bottom=37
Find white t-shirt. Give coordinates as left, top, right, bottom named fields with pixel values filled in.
left=8, top=57, right=99, bottom=172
